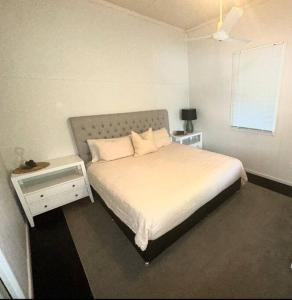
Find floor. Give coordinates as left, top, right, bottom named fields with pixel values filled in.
left=30, top=209, right=93, bottom=299
left=62, top=183, right=292, bottom=299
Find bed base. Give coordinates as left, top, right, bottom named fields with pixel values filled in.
left=93, top=178, right=241, bottom=263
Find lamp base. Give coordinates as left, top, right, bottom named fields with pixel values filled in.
left=185, top=120, right=194, bottom=133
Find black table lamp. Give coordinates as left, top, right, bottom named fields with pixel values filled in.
left=181, top=108, right=197, bottom=133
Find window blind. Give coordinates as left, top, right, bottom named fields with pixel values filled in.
left=231, top=42, right=285, bottom=132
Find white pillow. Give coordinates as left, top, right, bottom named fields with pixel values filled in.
left=131, top=128, right=158, bottom=157
left=87, top=139, right=99, bottom=162
left=153, top=128, right=171, bottom=148
left=87, top=136, right=134, bottom=162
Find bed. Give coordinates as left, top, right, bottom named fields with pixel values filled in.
left=69, top=110, right=247, bottom=263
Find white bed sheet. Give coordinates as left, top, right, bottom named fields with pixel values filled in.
left=87, top=143, right=247, bottom=251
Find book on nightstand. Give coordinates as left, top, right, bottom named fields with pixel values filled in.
left=173, top=130, right=186, bottom=136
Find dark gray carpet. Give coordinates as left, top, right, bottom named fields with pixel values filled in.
left=63, top=183, right=292, bottom=299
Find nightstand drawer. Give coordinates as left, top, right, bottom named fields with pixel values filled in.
left=29, top=187, right=88, bottom=216
left=25, top=177, right=86, bottom=204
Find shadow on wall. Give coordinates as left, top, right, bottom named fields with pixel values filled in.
left=0, top=152, right=26, bottom=222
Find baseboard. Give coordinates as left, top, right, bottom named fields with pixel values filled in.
left=246, top=169, right=292, bottom=186
left=246, top=170, right=292, bottom=197
left=25, top=224, right=33, bottom=299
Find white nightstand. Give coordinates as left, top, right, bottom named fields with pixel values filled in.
left=172, top=131, right=203, bottom=149
left=11, top=155, right=94, bottom=227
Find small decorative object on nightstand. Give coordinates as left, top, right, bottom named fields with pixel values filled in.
left=172, top=131, right=203, bottom=149
left=12, top=161, right=50, bottom=174
left=11, top=155, right=94, bottom=227
left=181, top=108, right=197, bottom=133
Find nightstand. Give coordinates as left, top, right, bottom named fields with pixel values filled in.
left=11, top=155, right=94, bottom=227
left=172, top=131, right=203, bottom=149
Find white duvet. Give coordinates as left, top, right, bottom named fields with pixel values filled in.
left=87, top=143, right=247, bottom=251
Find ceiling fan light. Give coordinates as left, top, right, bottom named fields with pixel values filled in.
left=213, top=30, right=229, bottom=41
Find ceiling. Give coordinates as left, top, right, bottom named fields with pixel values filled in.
left=105, top=0, right=253, bottom=30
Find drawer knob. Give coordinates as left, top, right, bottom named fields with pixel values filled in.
left=72, top=184, right=76, bottom=187
left=40, top=194, right=44, bottom=198
left=44, top=205, right=48, bottom=208
left=75, top=194, right=78, bottom=197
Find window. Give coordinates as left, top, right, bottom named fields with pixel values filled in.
left=231, top=42, right=285, bottom=132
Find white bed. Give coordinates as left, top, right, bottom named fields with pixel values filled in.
left=87, top=143, right=247, bottom=251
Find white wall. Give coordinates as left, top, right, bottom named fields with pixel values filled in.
left=188, top=0, right=292, bottom=185
left=0, top=0, right=189, bottom=170
left=0, top=154, right=30, bottom=298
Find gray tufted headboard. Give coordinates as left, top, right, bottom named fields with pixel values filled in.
left=69, top=109, right=169, bottom=163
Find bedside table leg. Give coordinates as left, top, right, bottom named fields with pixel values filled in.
left=80, top=163, right=95, bottom=203
left=88, top=189, right=94, bottom=203
left=28, top=217, right=35, bottom=228
left=12, top=180, right=35, bottom=227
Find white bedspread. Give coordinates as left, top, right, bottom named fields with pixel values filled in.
left=87, top=143, right=247, bottom=251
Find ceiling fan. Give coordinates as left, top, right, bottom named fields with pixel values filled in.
left=188, top=0, right=250, bottom=43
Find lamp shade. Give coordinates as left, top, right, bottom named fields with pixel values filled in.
left=181, top=109, right=197, bottom=121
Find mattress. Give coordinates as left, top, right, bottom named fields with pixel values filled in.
left=87, top=143, right=247, bottom=251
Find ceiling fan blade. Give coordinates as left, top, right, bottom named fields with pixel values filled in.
left=187, top=35, right=213, bottom=42
left=228, top=37, right=251, bottom=43
left=220, top=6, right=243, bottom=34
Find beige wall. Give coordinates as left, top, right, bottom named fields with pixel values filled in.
left=0, top=154, right=29, bottom=298
left=188, top=0, right=292, bottom=185
left=0, top=0, right=189, bottom=170
left=0, top=0, right=188, bottom=296
left=1, top=0, right=291, bottom=297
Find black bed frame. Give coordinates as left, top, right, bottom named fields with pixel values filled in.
left=93, top=178, right=241, bottom=263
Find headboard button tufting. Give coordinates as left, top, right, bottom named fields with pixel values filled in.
left=69, top=110, right=169, bottom=164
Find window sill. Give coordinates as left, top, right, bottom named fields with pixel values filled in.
left=231, top=126, right=276, bottom=136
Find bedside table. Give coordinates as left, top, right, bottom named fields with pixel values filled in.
left=172, top=131, right=203, bottom=149
left=11, top=155, right=94, bottom=227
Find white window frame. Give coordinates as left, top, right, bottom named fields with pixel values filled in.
left=230, top=42, right=286, bottom=134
